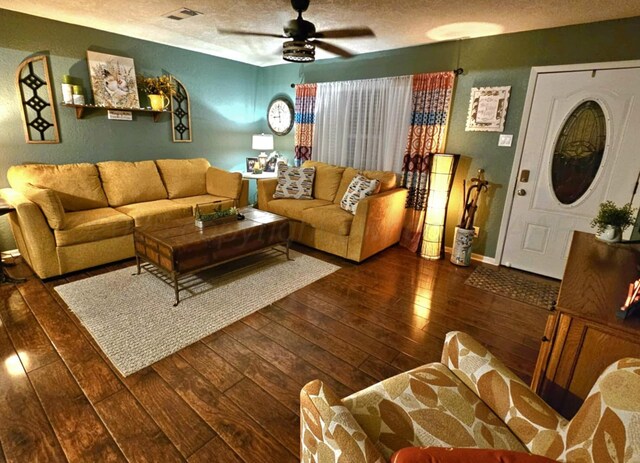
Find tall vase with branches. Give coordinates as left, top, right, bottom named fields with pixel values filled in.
left=451, top=169, right=489, bottom=266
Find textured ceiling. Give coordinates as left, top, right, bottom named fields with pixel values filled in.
left=3, top=0, right=640, bottom=66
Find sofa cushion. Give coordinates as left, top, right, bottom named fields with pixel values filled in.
left=206, top=166, right=243, bottom=200
left=335, top=167, right=397, bottom=204
left=302, top=161, right=346, bottom=202
left=115, top=200, right=192, bottom=228
left=342, top=363, right=526, bottom=460
left=390, top=447, right=557, bottom=463
left=155, top=158, right=210, bottom=199
left=267, top=198, right=332, bottom=221
left=54, top=208, right=133, bottom=247
left=97, top=160, right=167, bottom=207
left=7, top=163, right=108, bottom=211
left=273, top=166, right=316, bottom=200
left=340, top=174, right=381, bottom=215
left=171, top=194, right=235, bottom=213
left=302, top=204, right=353, bottom=236
left=22, top=184, right=66, bottom=230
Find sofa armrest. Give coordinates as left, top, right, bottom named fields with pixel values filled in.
left=1, top=188, right=59, bottom=278
left=238, top=179, right=249, bottom=207
left=441, top=331, right=568, bottom=458
left=206, top=167, right=242, bottom=201
left=347, top=188, right=408, bottom=262
left=301, top=380, right=385, bottom=463
left=257, top=178, right=278, bottom=211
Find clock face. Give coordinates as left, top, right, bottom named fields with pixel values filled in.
left=267, top=98, right=294, bottom=136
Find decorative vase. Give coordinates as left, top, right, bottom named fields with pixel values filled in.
left=450, top=226, right=475, bottom=266
left=148, top=94, right=169, bottom=111
left=596, top=225, right=621, bottom=243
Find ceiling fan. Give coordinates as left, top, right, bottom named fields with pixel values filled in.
left=219, top=0, right=375, bottom=62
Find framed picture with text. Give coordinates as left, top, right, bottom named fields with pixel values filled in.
left=465, top=86, right=511, bottom=132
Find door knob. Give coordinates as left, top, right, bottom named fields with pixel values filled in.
left=517, top=189, right=527, bottom=196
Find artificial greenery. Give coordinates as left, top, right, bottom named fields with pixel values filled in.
left=590, top=201, right=636, bottom=234
left=136, top=74, right=176, bottom=96
left=195, top=205, right=238, bottom=222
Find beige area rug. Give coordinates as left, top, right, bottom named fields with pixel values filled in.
left=464, top=266, right=560, bottom=310
left=54, top=249, right=339, bottom=376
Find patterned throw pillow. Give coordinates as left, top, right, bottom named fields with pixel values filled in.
left=273, top=166, right=316, bottom=199
left=340, top=174, right=381, bottom=214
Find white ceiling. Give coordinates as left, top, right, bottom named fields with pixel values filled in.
left=3, top=0, right=640, bottom=66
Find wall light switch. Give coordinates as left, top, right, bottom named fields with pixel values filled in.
left=498, top=134, right=513, bottom=147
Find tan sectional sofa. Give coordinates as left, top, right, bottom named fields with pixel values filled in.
left=257, top=160, right=407, bottom=262
left=1, top=158, right=248, bottom=278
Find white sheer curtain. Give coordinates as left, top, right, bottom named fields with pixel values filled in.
left=312, top=75, right=413, bottom=172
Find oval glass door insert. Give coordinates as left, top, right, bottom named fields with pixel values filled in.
left=551, top=100, right=606, bottom=205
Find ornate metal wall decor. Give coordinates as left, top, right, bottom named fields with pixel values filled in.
left=170, top=76, right=192, bottom=142
left=15, top=55, right=60, bottom=144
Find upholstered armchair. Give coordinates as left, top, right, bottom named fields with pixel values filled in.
left=300, top=331, right=640, bottom=462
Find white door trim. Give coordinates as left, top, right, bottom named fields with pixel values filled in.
left=495, top=59, right=640, bottom=266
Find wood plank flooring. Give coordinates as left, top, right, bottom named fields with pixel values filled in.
left=0, top=245, right=550, bottom=462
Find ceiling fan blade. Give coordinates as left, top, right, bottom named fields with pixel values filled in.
left=218, top=29, right=285, bottom=39
left=313, top=27, right=375, bottom=39
left=313, top=40, right=354, bottom=58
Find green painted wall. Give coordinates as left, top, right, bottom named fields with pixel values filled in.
left=0, top=9, right=262, bottom=250
left=3, top=10, right=640, bottom=256
left=256, top=16, right=640, bottom=257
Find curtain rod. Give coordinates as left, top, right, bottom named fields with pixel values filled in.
left=289, top=68, right=464, bottom=88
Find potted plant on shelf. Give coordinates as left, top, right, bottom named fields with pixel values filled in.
left=137, top=74, right=176, bottom=111
left=590, top=200, right=636, bottom=242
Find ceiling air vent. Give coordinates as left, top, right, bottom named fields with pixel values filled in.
left=162, top=8, right=202, bottom=20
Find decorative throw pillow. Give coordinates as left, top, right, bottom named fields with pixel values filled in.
left=340, top=174, right=381, bottom=214
left=390, top=447, right=558, bottom=463
left=22, top=184, right=66, bottom=230
left=273, top=166, right=316, bottom=199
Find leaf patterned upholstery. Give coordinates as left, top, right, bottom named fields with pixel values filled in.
left=300, top=331, right=640, bottom=463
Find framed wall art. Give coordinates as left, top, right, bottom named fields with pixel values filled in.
left=465, top=86, right=511, bottom=132
left=87, top=51, right=140, bottom=108
left=15, top=55, right=60, bottom=144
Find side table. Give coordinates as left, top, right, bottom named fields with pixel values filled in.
left=0, top=198, right=26, bottom=284
left=241, top=172, right=277, bottom=208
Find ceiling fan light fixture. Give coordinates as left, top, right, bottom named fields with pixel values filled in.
left=283, top=40, right=315, bottom=62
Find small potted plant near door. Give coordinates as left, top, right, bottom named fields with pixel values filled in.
left=137, top=74, right=175, bottom=111
left=590, top=200, right=636, bottom=242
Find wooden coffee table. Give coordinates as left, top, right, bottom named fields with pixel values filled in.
left=133, top=207, right=290, bottom=305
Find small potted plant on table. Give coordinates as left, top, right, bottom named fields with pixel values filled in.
left=590, top=200, right=636, bottom=242
left=137, top=74, right=175, bottom=111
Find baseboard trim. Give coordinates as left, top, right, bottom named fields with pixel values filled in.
left=444, top=247, right=497, bottom=266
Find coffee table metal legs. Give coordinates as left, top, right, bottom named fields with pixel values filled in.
left=172, top=273, right=180, bottom=307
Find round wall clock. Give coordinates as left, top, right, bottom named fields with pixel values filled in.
left=267, top=97, right=294, bottom=136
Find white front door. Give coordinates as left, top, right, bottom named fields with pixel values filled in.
left=502, top=67, right=640, bottom=279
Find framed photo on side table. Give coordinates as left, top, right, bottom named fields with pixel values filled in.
left=465, top=86, right=511, bottom=132
left=246, top=157, right=258, bottom=172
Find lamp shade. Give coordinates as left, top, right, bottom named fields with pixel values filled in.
left=252, top=134, right=274, bottom=151
left=421, top=153, right=460, bottom=260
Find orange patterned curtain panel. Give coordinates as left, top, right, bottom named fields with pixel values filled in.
left=400, top=71, right=456, bottom=252
left=294, top=83, right=317, bottom=165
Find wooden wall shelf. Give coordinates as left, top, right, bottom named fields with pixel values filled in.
left=61, top=103, right=170, bottom=122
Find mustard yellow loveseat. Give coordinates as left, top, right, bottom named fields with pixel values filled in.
left=301, top=331, right=640, bottom=463
left=257, top=161, right=408, bottom=262
left=1, top=158, right=248, bottom=278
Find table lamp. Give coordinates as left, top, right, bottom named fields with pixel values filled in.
left=252, top=134, right=274, bottom=171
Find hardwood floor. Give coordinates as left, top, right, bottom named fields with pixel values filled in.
left=0, top=245, right=549, bottom=462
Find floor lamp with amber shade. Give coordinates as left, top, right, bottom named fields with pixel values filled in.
left=420, top=153, right=460, bottom=260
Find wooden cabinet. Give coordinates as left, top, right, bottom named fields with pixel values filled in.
left=531, top=231, right=640, bottom=419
